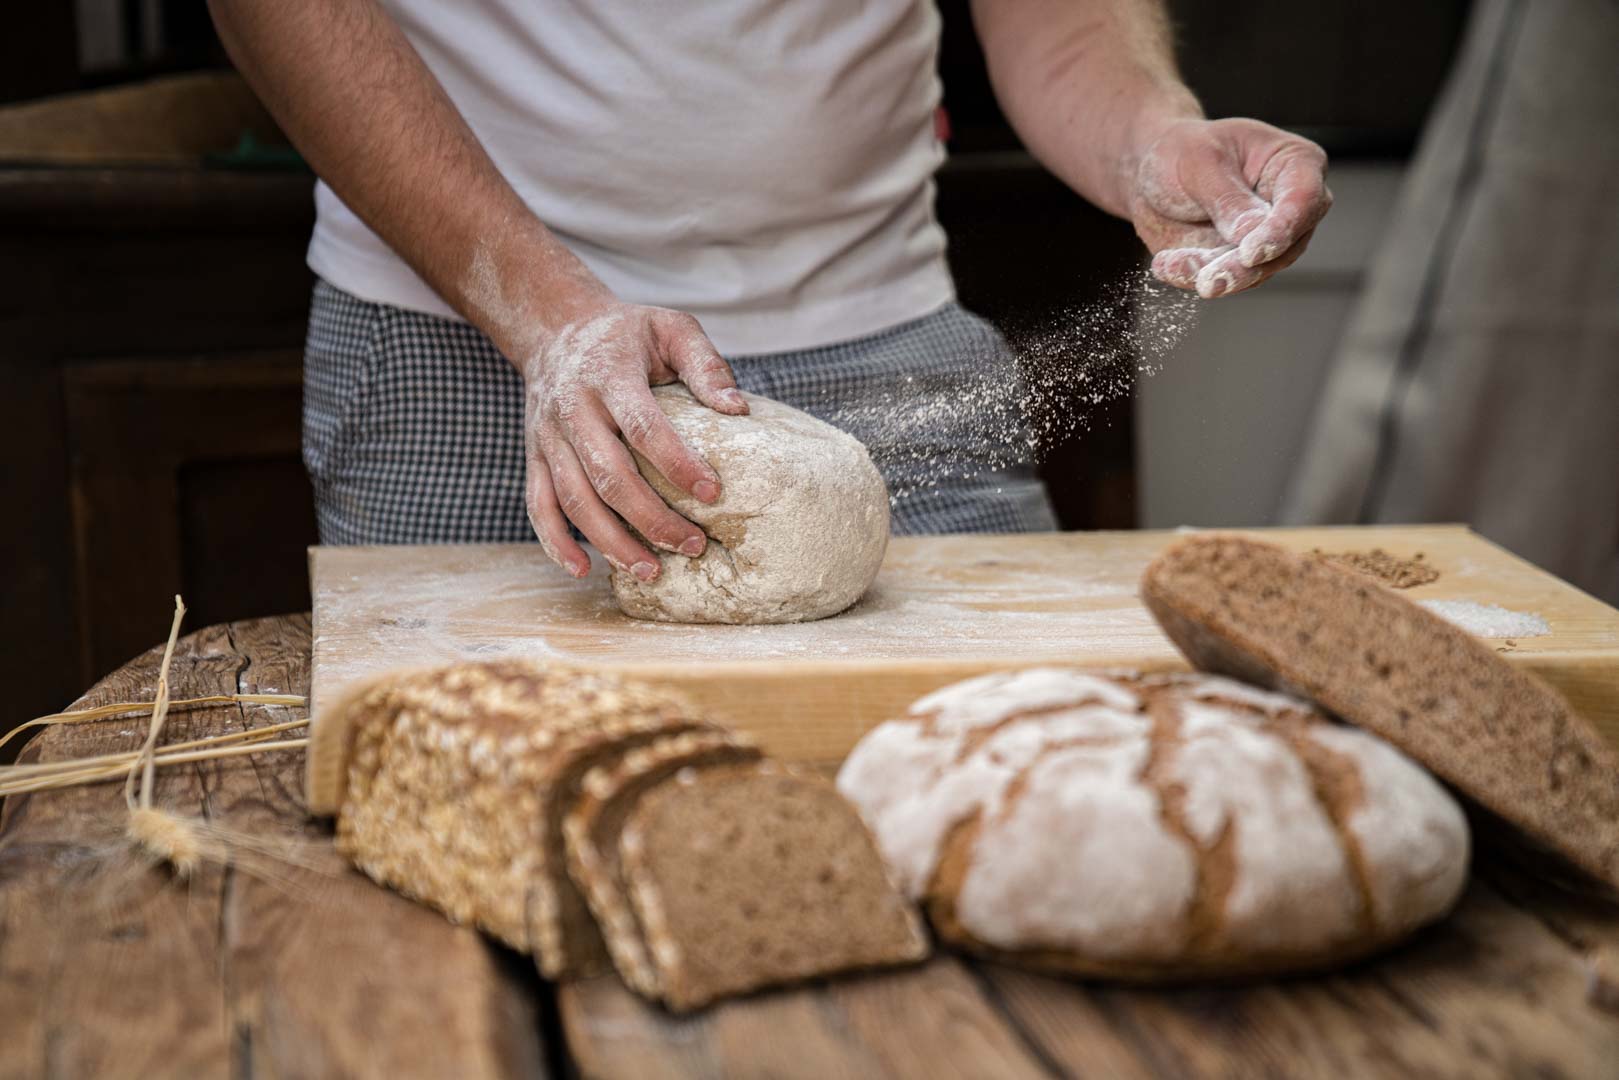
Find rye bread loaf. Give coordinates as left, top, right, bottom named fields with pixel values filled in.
left=1141, top=534, right=1619, bottom=891
left=564, top=729, right=762, bottom=996
left=619, top=760, right=930, bottom=1011
left=837, top=668, right=1469, bottom=979
left=311, top=660, right=708, bottom=976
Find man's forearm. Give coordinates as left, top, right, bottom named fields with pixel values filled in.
left=208, top=0, right=606, bottom=361
left=970, top=0, right=1200, bottom=219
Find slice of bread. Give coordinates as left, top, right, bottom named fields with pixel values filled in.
left=564, top=730, right=762, bottom=996
left=532, top=722, right=720, bottom=979
left=1142, top=534, right=1619, bottom=891
left=619, top=761, right=930, bottom=1011
left=323, top=661, right=706, bottom=967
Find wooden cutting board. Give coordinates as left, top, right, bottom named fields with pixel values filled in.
left=309, top=525, right=1619, bottom=767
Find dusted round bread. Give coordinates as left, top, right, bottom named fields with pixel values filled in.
left=611, top=385, right=889, bottom=624
left=836, top=668, right=1470, bottom=980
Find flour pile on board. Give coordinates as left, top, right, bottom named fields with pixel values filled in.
left=1419, top=599, right=1550, bottom=639
left=816, top=271, right=1197, bottom=505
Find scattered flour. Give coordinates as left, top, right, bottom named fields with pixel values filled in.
left=818, top=271, right=1198, bottom=505
left=308, top=542, right=1162, bottom=714
left=1419, top=599, right=1550, bottom=639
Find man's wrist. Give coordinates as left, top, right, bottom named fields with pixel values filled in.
left=464, top=220, right=619, bottom=370
left=506, top=272, right=619, bottom=380
left=1114, top=87, right=1203, bottom=214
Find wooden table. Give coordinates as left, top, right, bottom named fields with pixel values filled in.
left=3, top=615, right=1617, bottom=1078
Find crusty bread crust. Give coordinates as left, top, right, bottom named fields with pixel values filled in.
left=532, top=720, right=718, bottom=979
left=564, top=730, right=761, bottom=996
left=1142, top=534, right=1619, bottom=891
left=306, top=668, right=431, bottom=816
left=840, top=668, right=1470, bottom=980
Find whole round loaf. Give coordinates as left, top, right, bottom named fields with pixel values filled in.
left=836, top=668, right=1470, bottom=979
left=610, top=385, right=889, bottom=624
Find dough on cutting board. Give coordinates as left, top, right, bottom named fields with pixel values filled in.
left=611, top=385, right=889, bottom=624
left=837, top=668, right=1470, bottom=980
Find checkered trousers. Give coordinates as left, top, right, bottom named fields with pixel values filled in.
left=303, top=279, right=1057, bottom=544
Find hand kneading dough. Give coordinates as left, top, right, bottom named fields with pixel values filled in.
left=611, top=385, right=890, bottom=624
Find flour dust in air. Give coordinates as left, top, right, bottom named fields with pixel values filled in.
left=814, top=271, right=1198, bottom=507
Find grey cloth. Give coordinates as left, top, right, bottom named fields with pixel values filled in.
left=303, top=279, right=1057, bottom=545
left=1280, top=0, right=1619, bottom=604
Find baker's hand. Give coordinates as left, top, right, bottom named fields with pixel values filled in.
left=1128, top=117, right=1332, bottom=298
left=520, top=300, right=748, bottom=581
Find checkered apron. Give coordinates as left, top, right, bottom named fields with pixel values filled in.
left=303, top=279, right=1056, bottom=544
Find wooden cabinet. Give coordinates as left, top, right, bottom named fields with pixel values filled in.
left=61, top=353, right=315, bottom=682
left=0, top=166, right=318, bottom=743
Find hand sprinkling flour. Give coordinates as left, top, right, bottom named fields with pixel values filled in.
left=1129, top=118, right=1333, bottom=299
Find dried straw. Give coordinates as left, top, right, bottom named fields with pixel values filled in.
left=0, top=598, right=312, bottom=802
left=0, top=693, right=306, bottom=755
left=125, top=596, right=187, bottom=814
left=0, top=594, right=322, bottom=881
left=3, top=718, right=306, bottom=776
left=0, top=735, right=311, bottom=797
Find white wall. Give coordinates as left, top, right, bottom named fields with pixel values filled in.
left=1136, top=163, right=1405, bottom=528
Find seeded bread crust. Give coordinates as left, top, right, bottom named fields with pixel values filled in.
left=564, top=730, right=762, bottom=996
left=532, top=721, right=720, bottom=978
left=1141, top=534, right=1619, bottom=892
left=322, top=661, right=705, bottom=970
left=838, top=669, right=1470, bottom=980
left=621, top=760, right=930, bottom=1011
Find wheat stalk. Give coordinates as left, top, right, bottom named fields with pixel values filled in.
left=125, top=597, right=187, bottom=813
left=3, top=718, right=309, bottom=777
left=0, top=693, right=306, bottom=755
left=0, top=738, right=309, bottom=797
left=0, top=596, right=331, bottom=884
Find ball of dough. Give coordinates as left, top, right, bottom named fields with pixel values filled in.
left=838, top=669, right=1470, bottom=979
left=610, top=385, right=890, bottom=624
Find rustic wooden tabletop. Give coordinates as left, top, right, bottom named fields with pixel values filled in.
left=2, top=614, right=1616, bottom=1079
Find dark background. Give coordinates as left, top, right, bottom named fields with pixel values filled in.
left=0, top=2, right=1470, bottom=748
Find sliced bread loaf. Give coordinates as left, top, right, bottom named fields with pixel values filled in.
left=1141, top=534, right=1619, bottom=891
left=564, top=729, right=762, bottom=995
left=315, top=660, right=707, bottom=972
left=619, top=761, right=930, bottom=1011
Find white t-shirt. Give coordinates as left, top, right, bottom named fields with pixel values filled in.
left=307, top=0, right=956, bottom=356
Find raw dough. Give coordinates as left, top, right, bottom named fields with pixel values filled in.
left=611, top=385, right=889, bottom=624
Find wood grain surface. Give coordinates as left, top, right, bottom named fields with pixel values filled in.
left=557, top=873, right=1619, bottom=1080
left=310, top=525, right=1619, bottom=768
left=4, top=615, right=1617, bottom=1079
left=0, top=616, right=546, bottom=1080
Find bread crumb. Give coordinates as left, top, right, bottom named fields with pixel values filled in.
left=1315, top=549, right=1440, bottom=589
